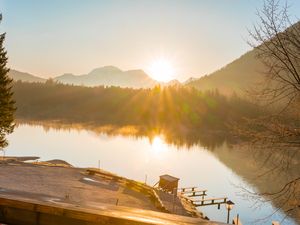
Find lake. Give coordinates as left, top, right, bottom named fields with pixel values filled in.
left=4, top=123, right=298, bottom=225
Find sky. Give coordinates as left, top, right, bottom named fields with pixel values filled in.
left=0, top=0, right=300, bottom=82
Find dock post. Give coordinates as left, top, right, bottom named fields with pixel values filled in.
left=227, top=207, right=230, bottom=223
left=172, top=188, right=176, bottom=213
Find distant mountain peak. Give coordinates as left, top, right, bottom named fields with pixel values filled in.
left=59, top=73, right=76, bottom=77
left=125, top=69, right=149, bottom=76
left=10, top=66, right=184, bottom=89
left=89, top=66, right=122, bottom=75
left=8, top=69, right=46, bottom=83
left=53, top=66, right=159, bottom=88
left=126, top=69, right=145, bottom=73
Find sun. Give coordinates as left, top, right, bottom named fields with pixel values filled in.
left=147, top=58, right=175, bottom=82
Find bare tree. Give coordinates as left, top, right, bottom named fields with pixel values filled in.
left=240, top=0, right=300, bottom=221
left=249, top=0, right=300, bottom=108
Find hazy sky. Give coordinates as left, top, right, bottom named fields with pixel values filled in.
left=1, top=0, right=300, bottom=81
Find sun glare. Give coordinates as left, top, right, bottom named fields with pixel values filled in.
left=148, top=58, right=175, bottom=82
left=151, top=135, right=167, bottom=155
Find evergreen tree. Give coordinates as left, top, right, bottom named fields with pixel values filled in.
left=0, top=14, right=15, bottom=148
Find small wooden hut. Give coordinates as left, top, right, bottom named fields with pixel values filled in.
left=158, top=174, right=179, bottom=193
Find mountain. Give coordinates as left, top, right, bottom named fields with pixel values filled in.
left=187, top=50, right=264, bottom=95
left=9, top=66, right=182, bottom=89
left=8, top=69, right=46, bottom=83
left=54, top=66, right=159, bottom=88
left=188, top=21, right=300, bottom=96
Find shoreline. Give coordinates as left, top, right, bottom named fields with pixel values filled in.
left=0, top=156, right=206, bottom=220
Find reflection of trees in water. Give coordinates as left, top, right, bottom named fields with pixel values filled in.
left=16, top=119, right=299, bottom=222
left=244, top=144, right=299, bottom=223
left=211, top=144, right=300, bottom=224
left=243, top=0, right=300, bottom=220
left=16, top=120, right=227, bottom=151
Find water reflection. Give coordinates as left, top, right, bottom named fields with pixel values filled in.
left=6, top=121, right=299, bottom=225
left=15, top=120, right=228, bottom=150
left=151, top=136, right=168, bottom=156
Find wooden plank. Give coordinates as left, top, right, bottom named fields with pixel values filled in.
left=0, top=195, right=227, bottom=225
left=178, top=187, right=197, bottom=191
left=181, top=190, right=207, bottom=194
left=178, top=187, right=198, bottom=193
left=193, top=198, right=227, bottom=207
left=192, top=198, right=227, bottom=203
left=186, top=193, right=207, bottom=198
left=194, top=203, right=226, bottom=207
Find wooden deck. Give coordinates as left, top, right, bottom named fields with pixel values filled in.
left=0, top=196, right=228, bottom=225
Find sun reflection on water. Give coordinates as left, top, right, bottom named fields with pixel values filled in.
left=151, top=135, right=168, bottom=156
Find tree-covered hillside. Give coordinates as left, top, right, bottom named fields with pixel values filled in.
left=187, top=50, right=264, bottom=95
left=13, top=81, right=260, bottom=134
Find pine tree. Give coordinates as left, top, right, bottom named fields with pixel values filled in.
left=0, top=14, right=15, bottom=148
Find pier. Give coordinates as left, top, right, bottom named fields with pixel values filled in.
left=180, top=187, right=229, bottom=209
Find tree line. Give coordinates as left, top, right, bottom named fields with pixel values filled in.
left=12, top=80, right=261, bottom=135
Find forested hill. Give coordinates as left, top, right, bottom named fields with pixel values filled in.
left=8, top=69, right=46, bottom=83
left=12, top=81, right=259, bottom=133
left=187, top=50, right=264, bottom=95
left=187, top=21, right=300, bottom=96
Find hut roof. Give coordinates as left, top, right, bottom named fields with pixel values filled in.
left=159, top=174, right=179, bottom=182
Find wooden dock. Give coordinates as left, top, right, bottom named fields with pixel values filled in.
left=0, top=195, right=228, bottom=225
left=179, top=187, right=230, bottom=209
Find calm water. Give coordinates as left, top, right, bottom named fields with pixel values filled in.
left=4, top=124, right=298, bottom=225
